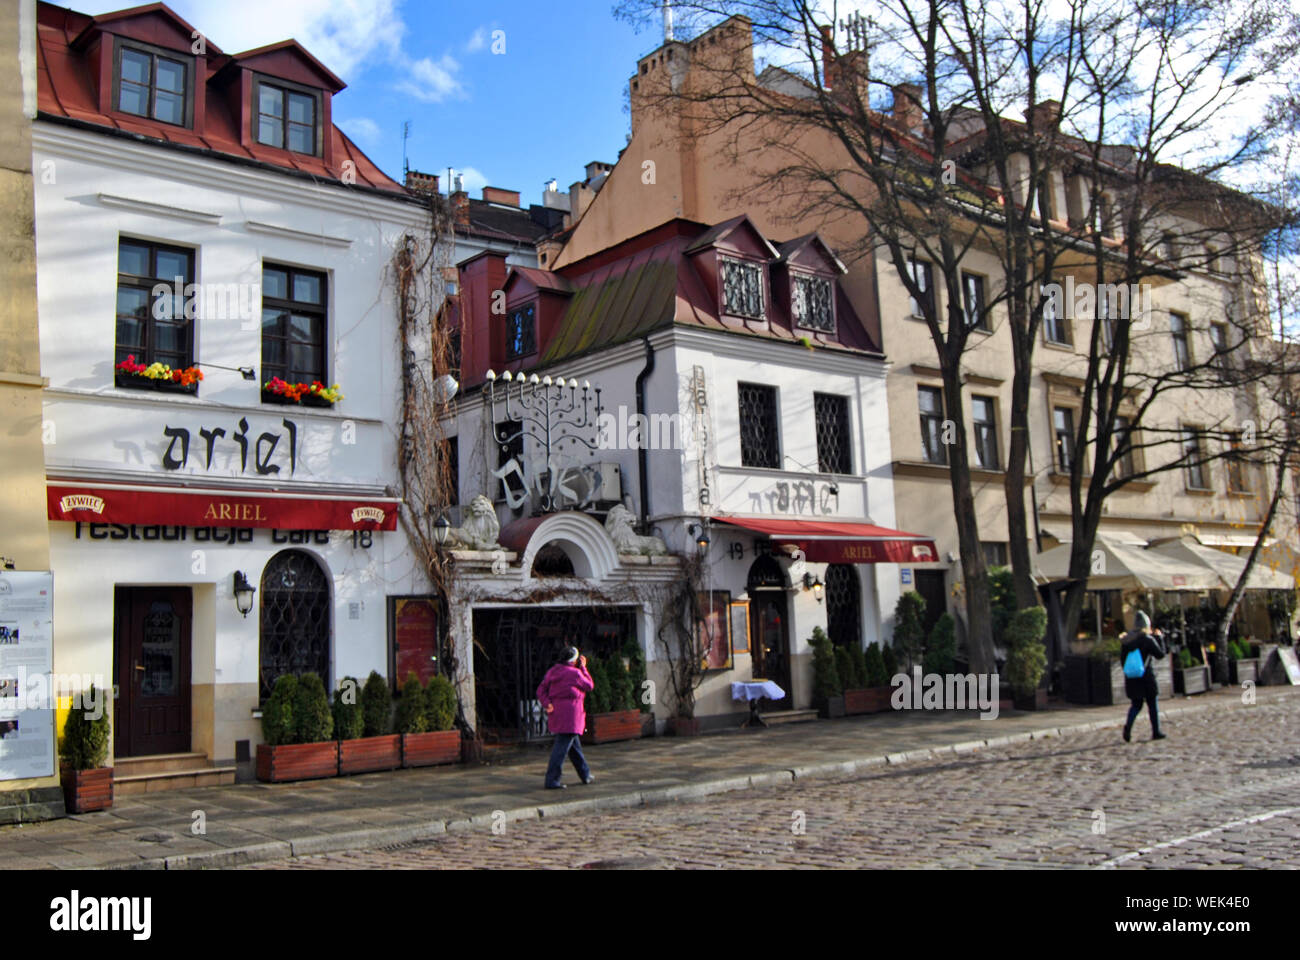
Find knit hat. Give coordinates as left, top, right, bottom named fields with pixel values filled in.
left=562, top=646, right=580, bottom=664
left=1134, top=611, right=1152, bottom=632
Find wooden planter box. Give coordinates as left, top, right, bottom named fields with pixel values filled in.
left=402, top=730, right=461, bottom=767
left=818, top=695, right=846, bottom=719
left=339, top=734, right=401, bottom=775
left=1173, top=664, right=1211, bottom=696
left=1229, top=658, right=1260, bottom=685
left=583, top=709, right=644, bottom=745
left=844, top=686, right=894, bottom=714
left=256, top=741, right=339, bottom=783
left=60, top=764, right=113, bottom=814
left=1062, top=656, right=1094, bottom=704
left=1013, top=687, right=1048, bottom=711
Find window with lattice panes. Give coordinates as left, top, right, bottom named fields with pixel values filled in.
left=738, top=382, right=780, bottom=468
left=720, top=257, right=766, bottom=319
left=792, top=273, right=834, bottom=333
left=814, top=392, right=852, bottom=474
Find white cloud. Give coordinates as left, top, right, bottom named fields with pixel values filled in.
left=458, top=167, right=490, bottom=193
left=395, top=54, right=466, bottom=103
left=466, top=27, right=488, bottom=54
left=339, top=116, right=382, bottom=146
left=76, top=0, right=404, bottom=81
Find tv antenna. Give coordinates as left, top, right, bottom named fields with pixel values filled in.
left=402, top=120, right=411, bottom=177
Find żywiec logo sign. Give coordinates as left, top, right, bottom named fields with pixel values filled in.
left=351, top=507, right=386, bottom=524
left=58, top=495, right=105, bottom=514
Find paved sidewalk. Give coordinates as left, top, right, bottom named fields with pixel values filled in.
left=2, top=686, right=1290, bottom=870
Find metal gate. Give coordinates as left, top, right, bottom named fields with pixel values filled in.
left=472, top=606, right=637, bottom=742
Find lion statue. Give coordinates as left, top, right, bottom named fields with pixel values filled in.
left=605, top=504, right=667, bottom=556
left=446, top=494, right=502, bottom=551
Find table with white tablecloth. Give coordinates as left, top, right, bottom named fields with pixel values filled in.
left=731, top=680, right=786, bottom=727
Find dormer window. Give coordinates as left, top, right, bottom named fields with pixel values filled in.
left=720, top=256, right=765, bottom=319
left=791, top=272, right=834, bottom=333
left=116, top=42, right=189, bottom=126
left=506, top=302, right=537, bottom=359
left=256, top=79, right=319, bottom=155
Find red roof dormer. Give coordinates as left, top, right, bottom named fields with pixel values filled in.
left=36, top=1, right=403, bottom=193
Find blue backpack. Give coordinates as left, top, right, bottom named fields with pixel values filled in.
left=1123, top=647, right=1146, bottom=679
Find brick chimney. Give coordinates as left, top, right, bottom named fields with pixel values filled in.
left=451, top=190, right=470, bottom=228
left=456, top=250, right=509, bottom=386
left=1024, top=100, right=1062, bottom=130
left=482, top=186, right=521, bottom=208
left=892, top=83, right=924, bottom=132
left=405, top=169, right=440, bottom=195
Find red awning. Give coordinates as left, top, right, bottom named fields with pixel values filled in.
left=47, top=481, right=400, bottom=531
left=711, top=516, right=938, bottom=564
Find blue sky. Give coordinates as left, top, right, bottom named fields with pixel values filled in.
left=76, top=0, right=665, bottom=205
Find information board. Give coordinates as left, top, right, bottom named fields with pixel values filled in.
left=0, top=571, right=55, bottom=781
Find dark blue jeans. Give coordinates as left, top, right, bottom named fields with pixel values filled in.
left=546, top=733, right=590, bottom=787
left=1125, top=687, right=1161, bottom=736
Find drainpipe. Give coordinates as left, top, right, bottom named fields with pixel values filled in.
left=635, top=337, right=656, bottom=531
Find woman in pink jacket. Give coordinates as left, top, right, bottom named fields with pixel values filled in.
left=536, top=645, right=595, bottom=789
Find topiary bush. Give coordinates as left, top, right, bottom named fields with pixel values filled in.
left=1176, top=646, right=1196, bottom=669
left=849, top=644, right=869, bottom=689
left=60, top=685, right=111, bottom=770
left=292, top=673, right=334, bottom=744
left=989, top=566, right=1017, bottom=647
left=893, top=591, right=927, bottom=669
left=586, top=656, right=612, bottom=715
left=261, top=674, right=298, bottom=747
left=395, top=672, right=429, bottom=734
left=833, top=645, right=854, bottom=691
left=882, top=642, right=899, bottom=679
left=624, top=638, right=649, bottom=713
left=810, top=626, right=842, bottom=702
left=605, top=654, right=636, bottom=712
left=1005, top=607, right=1048, bottom=698
left=361, top=670, right=391, bottom=737
left=923, top=613, right=957, bottom=676
left=424, top=675, right=458, bottom=732
left=864, top=642, right=888, bottom=687
left=332, top=677, right=363, bottom=741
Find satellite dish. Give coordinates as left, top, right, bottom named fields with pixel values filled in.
left=434, top=374, right=459, bottom=402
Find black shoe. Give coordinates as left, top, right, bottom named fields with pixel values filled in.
left=581, top=775, right=595, bottom=785
left=1122, top=726, right=1132, bottom=743
left=1152, top=732, right=1167, bottom=740
left=545, top=783, right=566, bottom=789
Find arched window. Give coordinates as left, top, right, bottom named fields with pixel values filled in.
left=259, top=550, right=331, bottom=701
left=825, top=563, right=861, bottom=649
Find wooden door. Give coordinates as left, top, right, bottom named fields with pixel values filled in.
left=114, top=587, right=192, bottom=757
left=914, top=570, right=948, bottom=638
left=749, top=592, right=791, bottom=710
left=392, top=597, right=439, bottom=688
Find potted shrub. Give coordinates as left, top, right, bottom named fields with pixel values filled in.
left=360, top=670, right=391, bottom=737
left=584, top=653, right=644, bottom=744
left=1007, top=607, right=1049, bottom=710
left=338, top=672, right=403, bottom=775
left=401, top=674, right=461, bottom=767
left=624, top=638, right=654, bottom=736
left=1172, top=646, right=1211, bottom=695
left=923, top=613, right=957, bottom=675
left=1228, top=639, right=1261, bottom=685
left=856, top=642, right=895, bottom=713
left=810, top=627, right=844, bottom=718
left=59, top=684, right=113, bottom=814
left=893, top=592, right=927, bottom=670
left=256, top=674, right=339, bottom=782
left=842, top=642, right=882, bottom=715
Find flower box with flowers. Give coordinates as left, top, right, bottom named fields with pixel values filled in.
left=114, top=356, right=203, bottom=395
left=262, top=378, right=343, bottom=407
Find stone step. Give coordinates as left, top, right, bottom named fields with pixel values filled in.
left=113, top=752, right=213, bottom=777
left=758, top=709, right=821, bottom=725
left=113, top=766, right=237, bottom=796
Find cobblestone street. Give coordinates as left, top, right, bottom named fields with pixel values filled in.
left=250, top=695, right=1300, bottom=870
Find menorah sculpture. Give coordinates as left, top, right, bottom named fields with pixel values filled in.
left=484, top=369, right=605, bottom=513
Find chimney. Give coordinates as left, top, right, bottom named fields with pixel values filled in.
left=892, top=83, right=924, bottom=132
left=482, top=186, right=521, bottom=208
left=456, top=250, right=510, bottom=385
left=451, top=190, right=469, bottom=228
left=404, top=169, right=440, bottom=195
left=819, top=24, right=836, bottom=89
left=1024, top=99, right=1062, bottom=130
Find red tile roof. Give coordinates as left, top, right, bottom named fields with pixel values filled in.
left=35, top=1, right=406, bottom=195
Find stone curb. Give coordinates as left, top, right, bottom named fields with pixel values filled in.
left=100, top=689, right=1285, bottom=871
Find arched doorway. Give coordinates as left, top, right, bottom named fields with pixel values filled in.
left=259, top=550, right=331, bottom=701
left=747, top=555, right=791, bottom=710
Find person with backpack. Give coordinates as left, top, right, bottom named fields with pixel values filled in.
left=1120, top=610, right=1168, bottom=742
left=536, top=644, right=596, bottom=789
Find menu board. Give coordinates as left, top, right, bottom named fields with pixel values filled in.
left=0, top=572, right=55, bottom=781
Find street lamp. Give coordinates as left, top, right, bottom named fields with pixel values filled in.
left=433, top=514, right=451, bottom=548
left=803, top=572, right=824, bottom=603
left=689, top=522, right=710, bottom=557
left=232, top=570, right=256, bottom=617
